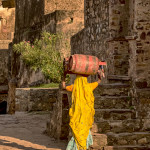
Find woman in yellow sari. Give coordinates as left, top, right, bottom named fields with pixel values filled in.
left=62, top=73, right=102, bottom=150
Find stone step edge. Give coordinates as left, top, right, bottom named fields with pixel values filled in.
left=107, top=132, right=150, bottom=136
left=95, top=109, right=134, bottom=112
left=93, top=118, right=140, bottom=124
left=90, top=145, right=150, bottom=150
left=91, top=132, right=150, bottom=138
left=95, top=95, right=131, bottom=99
left=108, top=75, right=131, bottom=81
left=99, top=83, right=130, bottom=88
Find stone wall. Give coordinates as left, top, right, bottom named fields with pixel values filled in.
left=0, top=49, right=9, bottom=86
left=45, top=0, right=84, bottom=14
left=56, top=10, right=84, bottom=57
left=15, top=88, right=59, bottom=111
left=0, top=1, right=15, bottom=48
left=8, top=0, right=84, bottom=113
left=71, top=0, right=109, bottom=61
left=71, top=0, right=150, bottom=119
left=12, top=0, right=84, bottom=87
left=0, top=49, right=9, bottom=103
left=133, top=0, right=150, bottom=88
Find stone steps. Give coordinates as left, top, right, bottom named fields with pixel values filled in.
left=94, top=109, right=136, bottom=121
left=107, top=132, right=150, bottom=146
left=91, top=132, right=150, bottom=149
left=91, top=145, right=150, bottom=150
left=94, top=83, right=130, bottom=96
left=107, top=75, right=130, bottom=84
left=92, top=119, right=143, bottom=134
left=94, top=96, right=132, bottom=109
left=110, top=145, right=150, bottom=150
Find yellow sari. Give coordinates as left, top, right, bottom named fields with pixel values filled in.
left=68, top=75, right=97, bottom=149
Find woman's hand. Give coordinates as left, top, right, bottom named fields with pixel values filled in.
left=97, top=69, right=105, bottom=84
left=62, top=81, right=66, bottom=90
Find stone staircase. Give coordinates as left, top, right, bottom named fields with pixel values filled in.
left=91, top=75, right=150, bottom=150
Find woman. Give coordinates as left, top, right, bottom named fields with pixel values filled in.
left=62, top=71, right=103, bottom=150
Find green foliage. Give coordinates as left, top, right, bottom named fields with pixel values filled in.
left=13, top=32, right=65, bottom=83
left=30, top=83, right=59, bottom=88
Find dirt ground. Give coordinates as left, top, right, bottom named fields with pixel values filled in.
left=0, top=111, right=67, bottom=150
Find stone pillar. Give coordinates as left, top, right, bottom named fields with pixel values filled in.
left=46, top=90, right=71, bottom=140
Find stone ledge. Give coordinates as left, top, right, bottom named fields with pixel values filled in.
left=108, top=75, right=130, bottom=81
left=0, top=85, right=8, bottom=94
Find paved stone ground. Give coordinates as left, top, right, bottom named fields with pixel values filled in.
left=0, top=111, right=67, bottom=150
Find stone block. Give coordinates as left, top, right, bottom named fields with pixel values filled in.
left=92, top=119, right=142, bottom=134
left=94, top=83, right=130, bottom=96
left=107, top=132, right=150, bottom=146
left=94, top=109, right=135, bottom=121
left=92, top=133, right=107, bottom=147
left=94, top=96, right=132, bottom=109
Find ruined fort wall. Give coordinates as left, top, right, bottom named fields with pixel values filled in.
left=71, top=0, right=109, bottom=61
left=133, top=0, right=150, bottom=88
left=45, top=0, right=84, bottom=14
left=0, top=49, right=9, bottom=85
left=0, top=1, right=15, bottom=50
left=0, top=5, right=15, bottom=41
left=13, top=0, right=84, bottom=87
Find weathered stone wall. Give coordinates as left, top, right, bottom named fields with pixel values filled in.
left=71, top=0, right=109, bottom=61
left=45, top=0, right=84, bottom=14
left=8, top=0, right=84, bottom=113
left=0, top=1, right=15, bottom=51
left=128, top=0, right=150, bottom=120
left=14, top=0, right=44, bottom=43
left=56, top=10, right=84, bottom=57
left=0, top=49, right=9, bottom=103
left=0, top=49, right=9, bottom=85
left=109, top=0, right=130, bottom=38
left=0, top=5, right=15, bottom=41
left=107, top=40, right=129, bottom=76
left=133, top=0, right=150, bottom=88
left=15, top=88, right=59, bottom=111
left=71, top=0, right=150, bottom=119
left=13, top=0, right=84, bottom=87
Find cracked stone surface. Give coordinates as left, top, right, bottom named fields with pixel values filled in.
left=0, top=111, right=67, bottom=150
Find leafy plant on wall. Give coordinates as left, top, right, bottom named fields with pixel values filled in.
left=13, top=31, right=68, bottom=83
